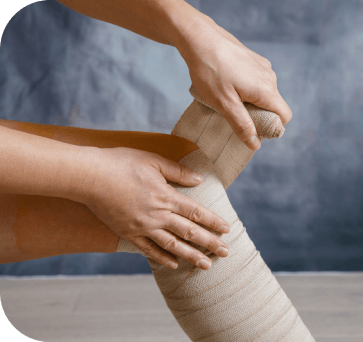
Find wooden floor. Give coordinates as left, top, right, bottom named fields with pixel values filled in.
left=0, top=272, right=362, bottom=342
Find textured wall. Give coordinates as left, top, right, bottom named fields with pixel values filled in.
left=0, top=0, right=362, bottom=275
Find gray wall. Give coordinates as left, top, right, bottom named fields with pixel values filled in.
left=0, top=0, right=362, bottom=275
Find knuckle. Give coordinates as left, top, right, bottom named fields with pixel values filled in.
left=211, top=217, right=220, bottom=230
left=220, top=99, right=239, bottom=114
left=164, top=237, right=178, bottom=252
left=206, top=239, right=216, bottom=252
left=150, top=151, right=163, bottom=161
left=159, top=189, right=178, bottom=211
left=264, top=77, right=276, bottom=92
left=234, top=120, right=256, bottom=137
left=260, top=82, right=275, bottom=100
left=283, top=110, right=293, bottom=125
left=178, top=163, right=189, bottom=180
left=158, top=188, right=173, bottom=204
left=288, top=110, right=293, bottom=121
left=264, top=58, right=272, bottom=69
left=183, top=225, right=197, bottom=241
left=269, top=70, right=277, bottom=83
left=139, top=240, right=154, bottom=256
left=129, top=216, right=144, bottom=230
left=189, top=205, right=202, bottom=222
left=204, top=14, right=215, bottom=24
left=260, top=72, right=276, bottom=92
left=269, top=70, right=278, bottom=84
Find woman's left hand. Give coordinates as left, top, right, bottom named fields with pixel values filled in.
left=177, top=14, right=293, bottom=150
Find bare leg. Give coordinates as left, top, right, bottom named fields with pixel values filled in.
left=114, top=86, right=315, bottom=341
left=0, top=85, right=316, bottom=341
left=0, top=118, right=199, bottom=263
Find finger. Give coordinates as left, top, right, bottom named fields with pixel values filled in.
left=171, top=190, right=230, bottom=233
left=151, top=155, right=205, bottom=186
left=201, top=18, right=287, bottom=126
left=271, top=87, right=293, bottom=126
left=163, top=213, right=229, bottom=258
left=243, top=80, right=293, bottom=126
left=148, top=228, right=215, bottom=270
left=218, top=89, right=261, bottom=150
left=128, top=235, right=180, bottom=270
left=199, top=18, right=289, bottom=131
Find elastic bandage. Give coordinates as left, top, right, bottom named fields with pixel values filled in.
left=115, top=85, right=315, bottom=341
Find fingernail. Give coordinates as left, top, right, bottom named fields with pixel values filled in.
left=167, top=261, right=178, bottom=269
left=193, top=174, right=203, bottom=182
left=221, top=225, right=230, bottom=233
left=197, top=258, right=211, bottom=270
left=245, top=135, right=261, bottom=150
left=216, top=247, right=229, bottom=257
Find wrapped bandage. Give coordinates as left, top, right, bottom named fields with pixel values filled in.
left=116, top=85, right=315, bottom=341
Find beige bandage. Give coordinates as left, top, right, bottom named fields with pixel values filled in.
left=116, top=85, right=315, bottom=341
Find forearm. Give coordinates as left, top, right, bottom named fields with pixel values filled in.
left=55, top=0, right=207, bottom=53
left=0, top=120, right=196, bottom=263
left=0, top=124, right=95, bottom=203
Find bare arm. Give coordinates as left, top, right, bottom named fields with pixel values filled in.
left=0, top=0, right=204, bottom=201
left=55, top=0, right=291, bottom=149
left=55, top=0, right=204, bottom=57
left=0, top=124, right=95, bottom=202
left=0, top=120, right=198, bottom=264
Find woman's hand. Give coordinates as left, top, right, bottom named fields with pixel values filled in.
left=80, top=146, right=230, bottom=270
left=177, top=14, right=293, bottom=150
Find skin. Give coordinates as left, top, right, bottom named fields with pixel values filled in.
left=1, top=0, right=292, bottom=270
left=56, top=0, right=292, bottom=147
left=0, top=120, right=228, bottom=270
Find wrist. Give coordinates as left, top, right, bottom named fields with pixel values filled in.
left=159, top=1, right=208, bottom=57
left=0, top=124, right=99, bottom=202
left=64, top=145, right=102, bottom=205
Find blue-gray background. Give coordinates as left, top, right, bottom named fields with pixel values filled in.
left=0, top=0, right=362, bottom=276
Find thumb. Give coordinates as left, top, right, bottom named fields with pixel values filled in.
left=153, top=155, right=204, bottom=186
left=219, top=97, right=261, bottom=151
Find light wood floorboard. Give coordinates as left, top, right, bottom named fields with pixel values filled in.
left=0, top=273, right=362, bottom=341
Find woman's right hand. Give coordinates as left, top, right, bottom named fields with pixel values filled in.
left=79, top=146, right=230, bottom=270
